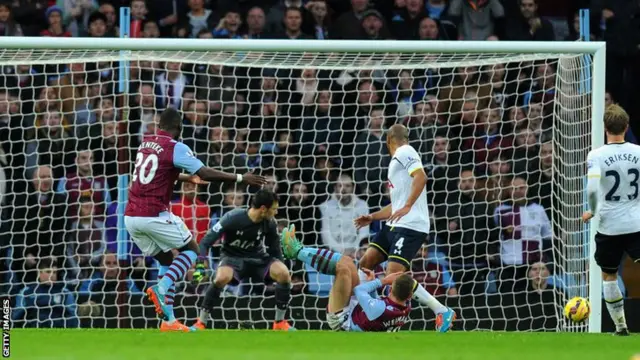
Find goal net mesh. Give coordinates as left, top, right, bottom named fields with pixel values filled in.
left=0, top=48, right=594, bottom=331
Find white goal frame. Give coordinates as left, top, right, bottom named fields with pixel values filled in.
left=0, top=37, right=606, bottom=333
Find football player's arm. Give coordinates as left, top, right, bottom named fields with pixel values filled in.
left=586, top=153, right=601, bottom=214
left=353, top=279, right=386, bottom=320
left=199, top=216, right=229, bottom=256
left=173, top=142, right=240, bottom=183
left=370, top=204, right=392, bottom=221
left=401, top=147, right=427, bottom=208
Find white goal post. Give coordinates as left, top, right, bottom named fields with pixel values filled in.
left=0, top=37, right=605, bottom=332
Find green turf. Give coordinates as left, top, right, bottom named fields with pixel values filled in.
left=9, top=329, right=639, bottom=360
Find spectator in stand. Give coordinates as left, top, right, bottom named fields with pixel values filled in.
left=11, top=166, right=68, bottom=284
left=331, top=0, right=368, bottom=39
left=79, top=251, right=141, bottom=304
left=448, top=0, right=503, bottom=40
left=411, top=244, right=456, bottom=296
left=528, top=141, right=552, bottom=219
left=130, top=0, right=148, bottom=37
left=318, top=173, right=369, bottom=257
left=286, top=182, right=319, bottom=246
left=12, top=258, right=79, bottom=328
left=407, top=101, right=439, bottom=162
left=155, top=61, right=191, bottom=110
left=141, top=18, right=159, bottom=38
left=603, top=93, right=638, bottom=144
left=494, top=176, right=552, bottom=293
left=180, top=0, right=219, bottom=38
left=417, top=17, right=439, bottom=40
left=438, top=168, right=498, bottom=296
left=233, top=131, right=265, bottom=171
left=213, top=8, right=243, bottom=39
left=353, top=107, right=390, bottom=206
left=24, top=108, right=76, bottom=181
left=56, top=148, right=110, bottom=217
left=463, top=107, right=514, bottom=167
left=426, top=134, right=463, bottom=219
left=305, top=0, right=330, bottom=39
left=89, top=119, right=117, bottom=201
left=298, top=89, right=334, bottom=164
left=0, top=1, right=23, bottom=36
left=129, top=82, right=159, bottom=148
left=210, top=185, right=246, bottom=225
left=360, top=9, right=391, bottom=40
left=41, top=5, right=71, bottom=37
left=66, top=196, right=106, bottom=281
left=273, top=7, right=312, bottom=39
left=390, top=0, right=428, bottom=40
left=58, top=0, right=98, bottom=37
left=12, top=0, right=48, bottom=36
left=245, top=6, right=266, bottom=39
left=87, top=10, right=107, bottom=38
left=97, top=2, right=116, bottom=36
left=265, top=0, right=306, bottom=36
left=506, top=0, right=554, bottom=41
left=392, top=69, right=426, bottom=118
left=170, top=181, right=210, bottom=244
left=182, top=100, right=210, bottom=155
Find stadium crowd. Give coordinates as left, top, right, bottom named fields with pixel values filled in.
left=0, top=0, right=638, bottom=328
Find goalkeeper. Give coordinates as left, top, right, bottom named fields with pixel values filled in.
left=190, top=189, right=294, bottom=331
left=281, top=225, right=413, bottom=332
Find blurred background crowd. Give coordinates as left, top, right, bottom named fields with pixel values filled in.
left=0, top=0, right=639, bottom=328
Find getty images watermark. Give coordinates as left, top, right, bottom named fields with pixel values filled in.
left=1, top=297, right=9, bottom=358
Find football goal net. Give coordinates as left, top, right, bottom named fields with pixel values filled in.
left=0, top=37, right=605, bottom=332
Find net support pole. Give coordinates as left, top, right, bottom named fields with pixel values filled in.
left=116, top=6, right=131, bottom=329
left=587, top=9, right=605, bottom=332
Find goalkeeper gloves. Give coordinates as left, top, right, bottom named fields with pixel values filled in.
left=192, top=257, right=207, bottom=285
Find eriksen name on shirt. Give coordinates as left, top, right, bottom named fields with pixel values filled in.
left=603, top=153, right=640, bottom=167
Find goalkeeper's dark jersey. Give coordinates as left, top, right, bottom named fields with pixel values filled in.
left=199, top=208, right=281, bottom=260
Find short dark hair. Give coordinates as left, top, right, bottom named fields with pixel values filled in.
left=284, top=6, right=302, bottom=17
left=158, top=108, right=182, bottom=132
left=391, top=274, right=414, bottom=302
left=251, top=188, right=278, bottom=209
left=604, top=104, right=629, bottom=136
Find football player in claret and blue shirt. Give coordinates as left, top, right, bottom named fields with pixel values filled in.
left=124, top=108, right=266, bottom=332
left=281, top=225, right=413, bottom=332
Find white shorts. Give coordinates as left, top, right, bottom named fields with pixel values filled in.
left=124, top=211, right=192, bottom=256
left=326, top=297, right=358, bottom=331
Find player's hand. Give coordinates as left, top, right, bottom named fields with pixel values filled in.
left=388, top=206, right=411, bottom=224
left=192, top=258, right=207, bottom=285
left=242, top=171, right=267, bottom=187
left=361, top=268, right=376, bottom=282
left=582, top=211, right=594, bottom=223
left=188, top=175, right=208, bottom=185
left=354, top=214, right=373, bottom=230
left=381, top=271, right=405, bottom=287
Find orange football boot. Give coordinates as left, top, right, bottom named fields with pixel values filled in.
left=272, top=320, right=296, bottom=331
left=160, top=320, right=190, bottom=332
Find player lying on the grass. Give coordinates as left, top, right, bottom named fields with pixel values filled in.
left=125, top=108, right=266, bottom=332
left=582, top=104, right=640, bottom=336
left=353, top=124, right=455, bottom=332
left=190, top=189, right=294, bottom=331
left=281, top=225, right=412, bottom=332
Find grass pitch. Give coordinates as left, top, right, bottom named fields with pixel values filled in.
left=10, top=329, right=639, bottom=360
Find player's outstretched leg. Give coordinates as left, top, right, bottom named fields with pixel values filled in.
left=190, top=266, right=234, bottom=331
left=147, top=243, right=198, bottom=332
left=281, top=225, right=342, bottom=275
left=269, top=261, right=296, bottom=331
left=603, top=272, right=629, bottom=336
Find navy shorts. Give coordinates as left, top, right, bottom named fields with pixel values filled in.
left=219, top=255, right=275, bottom=283
left=594, top=231, right=640, bottom=274
left=369, top=225, right=427, bottom=268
